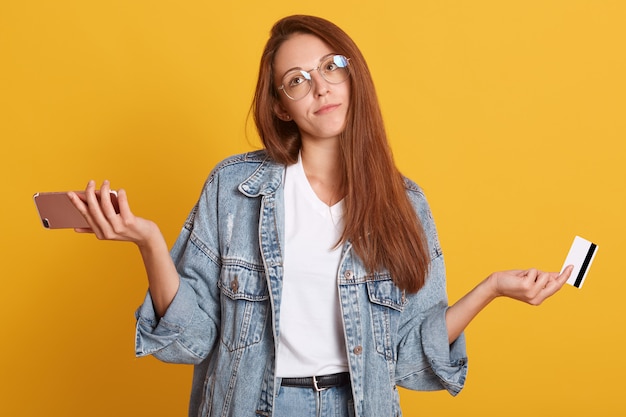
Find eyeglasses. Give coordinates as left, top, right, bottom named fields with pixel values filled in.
left=277, top=54, right=351, bottom=101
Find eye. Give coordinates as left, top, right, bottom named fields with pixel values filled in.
left=323, top=55, right=348, bottom=73
left=285, top=70, right=310, bottom=88
left=289, top=75, right=305, bottom=87
left=324, top=62, right=339, bottom=72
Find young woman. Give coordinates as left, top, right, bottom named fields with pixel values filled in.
left=69, top=14, right=572, bottom=417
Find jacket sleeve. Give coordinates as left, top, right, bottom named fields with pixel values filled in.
left=395, top=253, right=468, bottom=395
left=134, top=175, right=223, bottom=365
left=394, top=183, right=468, bottom=395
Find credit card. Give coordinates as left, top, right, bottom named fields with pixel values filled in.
left=561, top=236, right=598, bottom=288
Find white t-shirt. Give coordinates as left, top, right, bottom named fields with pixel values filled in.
left=276, top=155, right=349, bottom=378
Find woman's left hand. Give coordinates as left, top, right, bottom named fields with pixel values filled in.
left=488, top=266, right=573, bottom=306
left=446, top=265, right=574, bottom=343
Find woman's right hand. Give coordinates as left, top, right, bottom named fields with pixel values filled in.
left=68, top=180, right=159, bottom=248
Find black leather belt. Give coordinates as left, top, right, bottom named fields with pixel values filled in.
left=281, top=372, right=350, bottom=391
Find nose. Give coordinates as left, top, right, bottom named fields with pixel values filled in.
left=309, top=69, right=330, bottom=96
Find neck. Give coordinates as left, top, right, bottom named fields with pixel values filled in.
left=300, top=141, right=344, bottom=206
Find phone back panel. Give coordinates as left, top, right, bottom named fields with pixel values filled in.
left=33, top=192, right=89, bottom=229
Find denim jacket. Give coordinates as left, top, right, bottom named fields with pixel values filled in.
left=135, top=150, right=468, bottom=417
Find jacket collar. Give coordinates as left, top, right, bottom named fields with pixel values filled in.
left=238, top=153, right=285, bottom=197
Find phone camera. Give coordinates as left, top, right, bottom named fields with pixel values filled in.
left=43, top=218, right=50, bottom=228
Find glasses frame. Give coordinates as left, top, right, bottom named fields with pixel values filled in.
left=277, top=54, right=351, bottom=101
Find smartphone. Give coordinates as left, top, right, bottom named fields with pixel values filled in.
left=33, top=190, right=119, bottom=229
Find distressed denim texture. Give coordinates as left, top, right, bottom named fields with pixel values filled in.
left=135, top=150, right=468, bottom=417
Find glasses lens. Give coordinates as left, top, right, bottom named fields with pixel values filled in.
left=320, top=55, right=350, bottom=84
left=279, top=55, right=350, bottom=101
left=281, top=70, right=312, bottom=100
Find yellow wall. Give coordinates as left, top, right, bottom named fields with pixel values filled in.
left=1, top=1, right=624, bottom=415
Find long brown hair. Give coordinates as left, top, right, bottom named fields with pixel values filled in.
left=252, top=15, right=430, bottom=293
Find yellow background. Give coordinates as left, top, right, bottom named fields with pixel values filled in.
left=1, top=1, right=624, bottom=415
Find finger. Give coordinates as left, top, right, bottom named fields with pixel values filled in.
left=525, top=268, right=539, bottom=282
left=544, top=265, right=571, bottom=279
left=534, top=271, right=551, bottom=289
left=559, top=265, right=574, bottom=282
left=542, top=266, right=572, bottom=288
left=537, top=279, right=565, bottom=302
left=546, top=265, right=573, bottom=293
left=535, top=266, right=573, bottom=303
left=84, top=180, right=100, bottom=214
left=99, top=180, right=118, bottom=220
left=83, top=180, right=111, bottom=238
left=73, top=227, right=95, bottom=234
left=519, top=270, right=548, bottom=302
left=67, top=190, right=87, bottom=212
left=67, top=191, right=95, bottom=234
left=116, top=188, right=133, bottom=218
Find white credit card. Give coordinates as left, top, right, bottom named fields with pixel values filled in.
left=561, top=236, right=598, bottom=288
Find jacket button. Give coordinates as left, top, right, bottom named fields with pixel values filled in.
left=230, top=277, right=239, bottom=292
left=344, top=270, right=354, bottom=280
left=353, top=346, right=363, bottom=355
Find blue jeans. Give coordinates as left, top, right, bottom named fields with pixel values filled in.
left=273, top=382, right=354, bottom=417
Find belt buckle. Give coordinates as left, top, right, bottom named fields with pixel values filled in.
left=313, top=375, right=327, bottom=392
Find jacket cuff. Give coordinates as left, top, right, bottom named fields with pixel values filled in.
left=134, top=281, right=197, bottom=356
left=420, top=305, right=468, bottom=395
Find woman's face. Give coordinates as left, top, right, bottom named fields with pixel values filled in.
left=273, top=33, right=351, bottom=145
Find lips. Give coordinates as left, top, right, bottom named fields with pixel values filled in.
left=315, top=103, right=340, bottom=115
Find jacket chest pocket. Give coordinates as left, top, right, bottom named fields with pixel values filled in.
left=218, top=265, right=269, bottom=352
left=367, top=277, right=406, bottom=361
